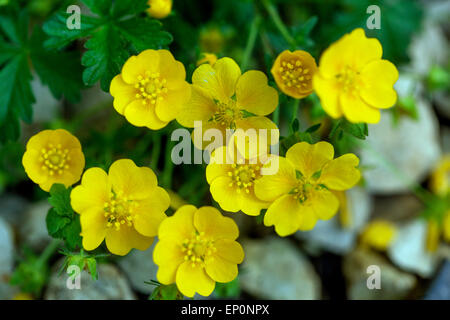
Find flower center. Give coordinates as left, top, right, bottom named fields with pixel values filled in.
left=335, top=66, right=361, bottom=94
left=291, top=172, right=324, bottom=203
left=227, top=164, right=260, bottom=194
left=211, top=99, right=242, bottom=129
left=278, top=59, right=311, bottom=90
left=103, top=190, right=136, bottom=230
left=134, top=71, right=168, bottom=105
left=181, top=231, right=216, bottom=267
left=40, top=144, right=70, bottom=176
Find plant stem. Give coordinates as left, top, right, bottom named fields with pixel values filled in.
left=291, top=99, right=299, bottom=122
left=162, top=139, right=175, bottom=189
left=241, top=15, right=262, bottom=71
left=151, top=132, right=161, bottom=171
left=38, top=239, right=61, bottom=265
left=262, top=0, right=296, bottom=47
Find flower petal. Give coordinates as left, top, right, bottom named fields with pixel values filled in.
left=194, top=206, right=239, bottom=240
left=264, top=194, right=301, bottom=236
left=154, top=239, right=185, bottom=284
left=340, top=92, right=381, bottom=124
left=176, top=262, right=215, bottom=297
left=80, top=207, right=106, bottom=251
left=209, top=176, right=243, bottom=213
left=236, top=70, right=278, bottom=116
left=105, top=226, right=154, bottom=256
left=319, top=154, right=360, bottom=190
left=285, top=141, right=334, bottom=178
left=110, top=75, right=137, bottom=115
left=22, top=149, right=48, bottom=185
left=176, top=85, right=217, bottom=128
left=121, top=50, right=160, bottom=84
left=158, top=205, right=196, bottom=243
left=158, top=50, right=186, bottom=86
left=108, top=159, right=157, bottom=200
left=307, top=188, right=339, bottom=221
left=360, top=60, right=398, bottom=109
left=313, top=74, right=343, bottom=118
left=205, top=255, right=238, bottom=283
left=156, top=81, right=191, bottom=122
left=214, top=239, right=244, bottom=264
left=133, top=188, right=169, bottom=237
left=206, top=147, right=231, bottom=183
left=70, top=167, right=109, bottom=213
left=254, top=156, right=297, bottom=202
left=192, top=57, right=241, bottom=102
left=124, top=99, right=168, bottom=130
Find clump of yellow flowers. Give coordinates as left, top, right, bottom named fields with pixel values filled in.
left=154, top=205, right=244, bottom=297
left=71, top=159, right=170, bottom=255
left=21, top=26, right=403, bottom=299
left=22, top=129, right=85, bottom=192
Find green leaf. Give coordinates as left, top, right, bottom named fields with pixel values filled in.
left=291, top=118, right=299, bottom=133
left=61, top=216, right=82, bottom=250
left=116, top=18, right=173, bottom=52
left=110, top=0, right=149, bottom=18
left=86, top=257, right=98, bottom=280
left=305, top=123, right=321, bottom=134
left=214, top=277, right=241, bottom=298
left=48, top=184, right=74, bottom=217
left=83, top=0, right=111, bottom=16
left=81, top=24, right=129, bottom=90
left=46, top=208, right=70, bottom=237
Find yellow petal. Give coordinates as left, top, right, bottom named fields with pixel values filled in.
left=319, top=154, right=360, bottom=190
left=176, top=261, right=215, bottom=297
left=80, top=207, right=106, bottom=251
left=22, top=149, right=48, bottom=185
left=121, top=50, right=160, bottom=84
left=194, top=206, right=239, bottom=240
left=360, top=220, right=396, bottom=251
left=108, top=159, right=157, bottom=200
left=110, top=75, right=137, bottom=115
left=307, top=188, right=339, bottom=221
left=264, top=194, right=302, bottom=236
left=206, top=146, right=231, bottom=183
left=286, top=141, right=334, bottom=178
left=297, top=206, right=318, bottom=231
left=254, top=156, right=297, bottom=202
left=205, top=255, right=238, bottom=283
left=313, top=74, right=343, bottom=118
left=156, top=81, right=191, bottom=122
left=240, top=192, right=270, bottom=216
left=236, top=70, right=278, bottom=116
left=340, top=92, right=381, bottom=124
left=133, top=188, right=169, bottom=237
left=209, top=176, right=243, bottom=213
left=360, top=60, right=398, bottom=109
left=70, top=167, right=109, bottom=213
left=176, top=85, right=217, bottom=128
left=124, top=99, right=168, bottom=130
left=154, top=239, right=185, bottom=284
left=158, top=205, right=196, bottom=243
left=105, top=226, right=154, bottom=256
left=158, top=50, right=186, bottom=86
left=214, top=239, right=244, bottom=264
left=192, top=57, right=241, bottom=102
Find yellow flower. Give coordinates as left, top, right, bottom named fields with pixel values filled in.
left=206, top=146, right=270, bottom=216
left=313, top=28, right=399, bottom=123
left=429, top=154, right=450, bottom=196
left=147, top=0, right=172, bottom=19
left=359, top=220, right=396, bottom=251
left=70, top=159, right=169, bottom=256
left=22, top=129, right=85, bottom=192
left=110, top=49, right=190, bottom=130
left=13, top=293, right=33, bottom=300
left=197, top=52, right=218, bottom=66
left=254, top=141, right=360, bottom=236
left=154, top=205, right=244, bottom=297
left=426, top=219, right=440, bottom=253
left=271, top=50, right=317, bottom=99
left=176, top=57, right=278, bottom=149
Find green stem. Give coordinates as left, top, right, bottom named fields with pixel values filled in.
left=291, top=99, right=299, bottom=122
left=272, top=106, right=280, bottom=127
left=38, top=239, right=61, bottom=265
left=262, top=0, right=296, bottom=47
left=241, top=15, right=262, bottom=71
left=151, top=132, right=161, bottom=171
left=162, top=139, right=175, bottom=189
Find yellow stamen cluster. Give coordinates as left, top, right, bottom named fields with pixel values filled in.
left=181, top=231, right=217, bottom=267
left=103, top=190, right=137, bottom=230
left=291, top=176, right=322, bottom=203
left=336, top=66, right=360, bottom=94
left=40, top=144, right=70, bottom=176
left=135, top=71, right=168, bottom=105
left=228, top=164, right=260, bottom=194
left=211, top=99, right=242, bottom=129
left=279, top=59, right=311, bottom=89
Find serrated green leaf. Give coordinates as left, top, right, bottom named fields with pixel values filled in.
left=110, top=0, right=148, bottom=18
left=83, top=0, right=111, bottom=16
left=48, top=184, right=74, bottom=217
left=46, top=207, right=70, bottom=237
left=116, top=18, right=173, bottom=52
left=86, top=257, right=98, bottom=280
left=81, top=24, right=129, bottom=90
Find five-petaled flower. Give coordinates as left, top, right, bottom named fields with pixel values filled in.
left=70, top=159, right=170, bottom=256
left=154, top=205, right=244, bottom=297
left=254, top=141, right=360, bottom=236
left=313, top=28, right=399, bottom=124
left=206, top=146, right=270, bottom=216
left=271, top=50, right=317, bottom=99
left=22, top=129, right=85, bottom=192
left=147, top=0, right=172, bottom=19
left=110, top=49, right=191, bottom=130
left=176, top=57, right=279, bottom=150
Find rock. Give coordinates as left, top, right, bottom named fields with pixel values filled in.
left=372, top=194, right=423, bottom=222
left=425, top=261, right=450, bottom=300
left=44, top=261, right=136, bottom=300
left=19, top=201, right=52, bottom=251
left=343, top=248, right=417, bottom=300
left=0, top=217, right=17, bottom=299
left=0, top=194, right=28, bottom=228
left=360, top=96, right=441, bottom=194
left=388, top=219, right=440, bottom=278
left=117, top=241, right=158, bottom=294
left=239, top=237, right=321, bottom=299
left=296, top=187, right=372, bottom=255
left=443, top=126, right=450, bottom=154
